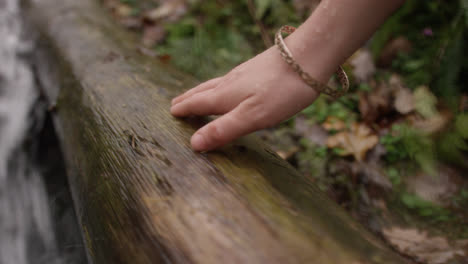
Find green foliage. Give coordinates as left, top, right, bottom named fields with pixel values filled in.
left=119, top=0, right=136, bottom=4
left=157, top=2, right=255, bottom=79
left=453, top=188, right=468, bottom=207
left=437, top=113, right=468, bottom=168
left=254, top=0, right=274, bottom=19
left=381, top=124, right=436, bottom=174
left=433, top=15, right=465, bottom=99
left=155, top=0, right=300, bottom=79
left=455, top=113, right=468, bottom=138
left=262, top=0, right=300, bottom=27
left=301, top=96, right=357, bottom=123
left=386, top=167, right=401, bottom=186
left=400, top=193, right=453, bottom=222
left=370, top=0, right=419, bottom=58
left=297, top=140, right=329, bottom=190
left=462, top=0, right=468, bottom=26
left=372, top=0, right=466, bottom=97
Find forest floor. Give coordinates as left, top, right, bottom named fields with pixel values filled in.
left=103, top=0, right=468, bottom=263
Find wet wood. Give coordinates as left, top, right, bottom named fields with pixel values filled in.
left=29, top=0, right=408, bottom=263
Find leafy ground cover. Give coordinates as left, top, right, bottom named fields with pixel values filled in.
left=103, top=0, right=468, bottom=262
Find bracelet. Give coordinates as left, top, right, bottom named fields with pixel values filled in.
left=275, top=25, right=349, bottom=99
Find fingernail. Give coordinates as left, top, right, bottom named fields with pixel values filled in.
left=191, top=134, right=206, bottom=151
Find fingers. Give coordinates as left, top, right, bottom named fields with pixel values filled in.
left=170, top=89, right=227, bottom=117
left=171, top=77, right=223, bottom=106
left=190, top=102, right=259, bottom=151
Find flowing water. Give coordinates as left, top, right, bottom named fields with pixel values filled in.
left=0, top=0, right=86, bottom=263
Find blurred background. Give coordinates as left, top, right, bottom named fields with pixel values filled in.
left=0, top=0, right=86, bottom=263
left=1, top=0, right=467, bottom=263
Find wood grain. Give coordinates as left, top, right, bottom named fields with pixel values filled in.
left=29, top=0, right=408, bottom=263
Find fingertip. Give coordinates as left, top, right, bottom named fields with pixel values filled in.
left=191, top=133, right=207, bottom=151
left=170, top=104, right=181, bottom=116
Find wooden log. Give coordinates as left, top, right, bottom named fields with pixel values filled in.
left=29, top=0, right=408, bottom=263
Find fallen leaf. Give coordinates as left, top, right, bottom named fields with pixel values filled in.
left=405, top=165, right=461, bottom=206
left=352, top=162, right=392, bottom=190
left=144, top=0, right=187, bottom=23
left=137, top=46, right=158, bottom=57
left=322, top=116, right=347, bottom=131
left=383, top=227, right=466, bottom=264
left=459, top=95, right=468, bottom=112
left=394, top=87, right=414, bottom=114
left=120, top=17, right=142, bottom=30
left=276, top=146, right=300, bottom=161
left=359, top=81, right=393, bottom=123
left=350, top=49, right=376, bottom=82
left=326, top=123, right=379, bottom=161
left=410, top=111, right=451, bottom=134
left=142, top=24, right=166, bottom=47
left=115, top=4, right=133, bottom=18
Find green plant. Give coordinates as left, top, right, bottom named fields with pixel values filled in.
left=400, top=193, right=453, bottom=222
left=157, top=2, right=255, bottom=79
left=381, top=124, right=436, bottom=174
left=386, top=167, right=401, bottom=186
left=437, top=113, right=468, bottom=168
left=372, top=0, right=466, bottom=98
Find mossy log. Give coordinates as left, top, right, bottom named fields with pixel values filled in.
left=30, top=0, right=408, bottom=263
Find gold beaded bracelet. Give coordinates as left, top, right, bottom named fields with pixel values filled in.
left=275, top=25, right=349, bottom=99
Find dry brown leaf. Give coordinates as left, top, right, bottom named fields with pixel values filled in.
left=142, top=24, right=166, bottom=47
left=359, top=82, right=393, bottom=123
left=350, top=49, right=376, bottom=82
left=460, top=95, right=468, bottom=112
left=405, top=165, right=461, bottom=206
left=115, top=4, right=133, bottom=17
left=394, top=87, right=414, bottom=114
left=144, top=0, right=187, bottom=22
left=352, top=162, right=392, bottom=189
left=409, top=111, right=451, bottom=134
left=322, top=116, right=347, bottom=131
left=326, top=123, right=379, bottom=161
left=383, top=227, right=466, bottom=264
left=120, top=17, right=142, bottom=30
left=276, top=146, right=300, bottom=161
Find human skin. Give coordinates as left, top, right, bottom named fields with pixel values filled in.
left=171, top=0, right=406, bottom=151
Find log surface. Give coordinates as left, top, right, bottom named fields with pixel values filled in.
left=30, top=0, right=408, bottom=263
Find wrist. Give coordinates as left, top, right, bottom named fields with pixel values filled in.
left=283, top=23, right=341, bottom=85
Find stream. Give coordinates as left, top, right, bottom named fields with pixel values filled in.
left=0, top=0, right=86, bottom=263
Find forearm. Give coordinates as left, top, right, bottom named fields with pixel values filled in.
left=286, top=0, right=406, bottom=83
left=171, top=0, right=406, bottom=151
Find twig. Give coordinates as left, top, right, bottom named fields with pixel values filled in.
left=246, top=0, right=273, bottom=48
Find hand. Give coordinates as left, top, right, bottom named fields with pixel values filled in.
left=170, top=46, right=328, bottom=151
left=170, top=0, right=405, bottom=152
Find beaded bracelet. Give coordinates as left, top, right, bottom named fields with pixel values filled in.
left=275, top=25, right=349, bottom=99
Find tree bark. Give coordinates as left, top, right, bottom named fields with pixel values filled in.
left=29, top=0, right=408, bottom=263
